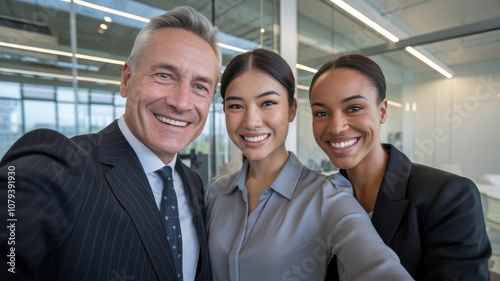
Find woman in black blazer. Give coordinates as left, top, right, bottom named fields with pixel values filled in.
left=308, top=53, right=491, bottom=281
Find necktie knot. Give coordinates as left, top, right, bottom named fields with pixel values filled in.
left=156, top=166, right=173, bottom=182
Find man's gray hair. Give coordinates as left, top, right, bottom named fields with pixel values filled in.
left=127, top=6, right=221, bottom=73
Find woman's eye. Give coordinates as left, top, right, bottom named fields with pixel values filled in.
left=313, top=111, right=328, bottom=117
left=228, top=104, right=243, bottom=109
left=347, top=105, right=363, bottom=112
left=262, top=101, right=276, bottom=107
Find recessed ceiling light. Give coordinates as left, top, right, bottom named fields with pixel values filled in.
left=100, top=24, right=108, bottom=30
left=97, top=28, right=104, bottom=34
left=104, top=16, right=112, bottom=22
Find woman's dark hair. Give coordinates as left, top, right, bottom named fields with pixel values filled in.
left=309, top=53, right=386, bottom=104
left=220, top=48, right=295, bottom=106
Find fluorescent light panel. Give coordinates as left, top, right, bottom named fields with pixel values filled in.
left=405, top=47, right=452, bottom=78
left=329, top=0, right=399, bottom=42
left=0, top=67, right=121, bottom=85
left=387, top=100, right=402, bottom=107
left=0, top=41, right=125, bottom=65
left=327, top=1, right=452, bottom=79
left=217, top=43, right=249, bottom=53
left=61, top=0, right=150, bottom=22
left=296, top=64, right=318, bottom=73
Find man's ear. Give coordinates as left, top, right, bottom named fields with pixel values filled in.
left=289, top=98, right=297, bottom=122
left=380, top=100, right=388, bottom=124
left=120, top=62, right=132, bottom=98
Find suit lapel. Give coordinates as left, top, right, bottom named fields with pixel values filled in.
left=371, top=144, right=411, bottom=245
left=97, top=121, right=177, bottom=280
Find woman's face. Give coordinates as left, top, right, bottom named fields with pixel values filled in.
left=224, top=70, right=296, bottom=161
left=310, top=68, right=387, bottom=170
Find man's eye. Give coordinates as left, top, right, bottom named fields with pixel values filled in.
left=157, top=73, right=172, bottom=79
left=195, top=85, right=208, bottom=92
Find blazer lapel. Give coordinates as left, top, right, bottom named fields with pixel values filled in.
left=98, top=121, right=177, bottom=280
left=371, top=144, right=411, bottom=245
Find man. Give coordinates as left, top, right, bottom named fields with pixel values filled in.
left=0, top=6, right=220, bottom=281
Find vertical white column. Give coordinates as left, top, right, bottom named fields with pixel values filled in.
left=70, top=0, right=79, bottom=134
left=280, top=0, right=298, bottom=154
left=402, top=68, right=414, bottom=160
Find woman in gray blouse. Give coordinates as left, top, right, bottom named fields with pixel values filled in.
left=204, top=48, right=412, bottom=281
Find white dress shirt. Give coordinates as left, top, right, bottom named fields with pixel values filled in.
left=118, top=116, right=199, bottom=281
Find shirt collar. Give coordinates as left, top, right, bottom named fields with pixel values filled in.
left=224, top=152, right=303, bottom=201
left=117, top=115, right=177, bottom=173
left=224, top=160, right=249, bottom=196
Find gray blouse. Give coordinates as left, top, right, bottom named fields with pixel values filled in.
left=205, top=152, right=412, bottom=281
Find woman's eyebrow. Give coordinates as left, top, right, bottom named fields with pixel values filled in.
left=341, top=95, right=366, bottom=103
left=257, top=91, right=280, bottom=99
left=225, top=91, right=280, bottom=102
left=225, top=96, right=243, bottom=102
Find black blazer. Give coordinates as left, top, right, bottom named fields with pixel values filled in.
left=326, top=144, right=491, bottom=281
left=0, top=121, right=211, bottom=281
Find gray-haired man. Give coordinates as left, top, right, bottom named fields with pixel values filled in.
left=0, top=6, right=220, bottom=281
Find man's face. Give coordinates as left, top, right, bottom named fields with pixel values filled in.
left=120, top=28, right=219, bottom=164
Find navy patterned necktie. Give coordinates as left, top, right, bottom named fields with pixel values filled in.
left=156, top=166, right=183, bottom=281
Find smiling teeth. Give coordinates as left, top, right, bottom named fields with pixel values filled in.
left=330, top=139, right=358, bottom=149
left=155, top=115, right=188, bottom=127
left=244, top=135, right=269, bottom=142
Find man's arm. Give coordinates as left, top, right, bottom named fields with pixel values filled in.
left=0, top=129, right=88, bottom=280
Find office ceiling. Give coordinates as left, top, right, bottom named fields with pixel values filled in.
left=297, top=0, right=500, bottom=70
left=0, top=0, right=498, bottom=86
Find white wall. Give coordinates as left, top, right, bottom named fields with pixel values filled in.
left=411, top=59, right=500, bottom=181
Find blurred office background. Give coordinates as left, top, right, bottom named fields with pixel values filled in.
left=0, top=0, right=499, bottom=273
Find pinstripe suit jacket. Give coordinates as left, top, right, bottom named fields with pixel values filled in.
left=0, top=121, right=211, bottom=281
